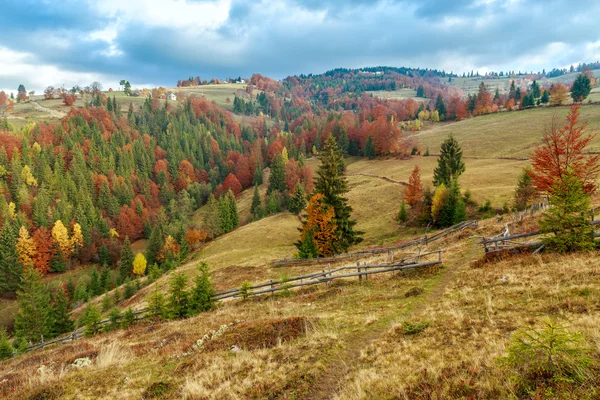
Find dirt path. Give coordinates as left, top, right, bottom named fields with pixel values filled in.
left=348, top=172, right=407, bottom=186
left=307, top=237, right=480, bottom=399
left=31, top=101, right=67, bottom=119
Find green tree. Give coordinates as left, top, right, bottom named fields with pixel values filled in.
left=433, top=135, right=465, bottom=187
left=99, top=244, right=110, bottom=267
left=148, top=287, right=168, bottom=320
left=541, top=89, right=550, bottom=104
left=541, top=171, right=594, bottom=253
left=435, top=94, right=446, bottom=119
left=14, top=268, right=52, bottom=342
left=119, top=237, right=134, bottom=282
left=167, top=273, right=188, bottom=319
left=268, top=154, right=286, bottom=194
left=297, top=228, right=318, bottom=258
left=396, top=200, right=408, bottom=224
left=250, top=185, right=263, bottom=220
left=531, top=80, right=541, bottom=98
left=0, top=328, right=13, bottom=360
left=50, top=287, right=74, bottom=336
left=571, top=73, right=592, bottom=103
left=218, top=190, right=238, bottom=233
left=188, top=262, right=215, bottom=315
left=203, top=194, right=223, bottom=239
left=0, top=220, right=21, bottom=294
left=146, top=222, right=165, bottom=266
left=288, top=184, right=307, bottom=214
left=88, top=268, right=102, bottom=296
left=514, top=168, right=536, bottom=210
left=314, top=136, right=363, bottom=253
left=364, top=136, right=375, bottom=159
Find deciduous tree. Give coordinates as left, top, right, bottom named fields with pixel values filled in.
left=404, top=165, right=423, bottom=207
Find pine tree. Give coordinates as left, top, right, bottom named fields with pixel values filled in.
left=435, top=94, right=446, bottom=119
left=0, top=220, right=21, bottom=294
left=203, top=194, right=223, bottom=238
left=0, top=328, right=13, bottom=360
left=515, top=168, right=536, bottom=210
left=571, top=73, right=592, bottom=103
left=541, top=89, right=550, bottom=104
left=14, top=268, right=52, bottom=342
left=148, top=287, right=168, bottom=319
left=250, top=185, right=263, bottom=220
left=119, top=237, right=134, bottom=282
left=88, top=268, right=102, bottom=296
left=146, top=223, right=165, bottom=265
left=289, top=184, right=307, bottom=214
left=50, top=287, right=74, bottom=336
left=397, top=200, right=408, bottom=223
left=433, top=135, right=465, bottom=187
left=218, top=190, right=238, bottom=233
left=313, top=136, right=363, bottom=253
left=167, top=273, right=188, bottom=319
left=541, top=170, right=594, bottom=253
left=99, top=244, right=110, bottom=267
left=100, top=266, right=111, bottom=292
left=188, top=262, right=215, bottom=315
left=364, top=136, right=375, bottom=159
left=81, top=304, right=101, bottom=337
left=268, top=154, right=286, bottom=193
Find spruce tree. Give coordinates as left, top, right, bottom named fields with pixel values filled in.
left=297, top=229, right=318, bottom=259
left=364, top=136, right=375, bottom=159
left=50, top=287, right=74, bottom=336
left=188, top=262, right=215, bottom=315
left=146, top=224, right=165, bottom=266
left=14, top=268, right=52, bottom=342
left=435, top=94, right=446, bottom=119
left=571, top=73, right=592, bottom=103
left=433, top=135, right=465, bottom=187
left=0, top=328, right=13, bottom=360
left=0, top=220, right=21, bottom=294
left=250, top=185, right=263, bottom=220
left=88, top=268, right=102, bottom=296
left=289, top=184, right=307, bottom=214
left=203, top=194, right=223, bottom=238
left=167, top=273, right=188, bottom=319
left=268, top=154, right=286, bottom=194
left=99, top=244, right=110, bottom=267
left=314, top=136, right=363, bottom=253
left=119, top=237, right=134, bottom=282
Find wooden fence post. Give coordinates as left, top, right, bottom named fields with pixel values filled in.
left=358, top=262, right=362, bottom=283
left=270, top=280, right=274, bottom=298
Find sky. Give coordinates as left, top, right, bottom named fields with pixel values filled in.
left=1, top=0, right=600, bottom=93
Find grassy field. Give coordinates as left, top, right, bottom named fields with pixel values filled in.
left=416, top=104, right=600, bottom=158
left=367, top=88, right=428, bottom=102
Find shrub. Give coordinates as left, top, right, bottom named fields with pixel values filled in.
left=148, top=289, right=168, bottom=320
left=123, top=279, right=136, bottom=299
left=121, top=307, right=136, bottom=328
left=501, top=319, right=594, bottom=395
left=239, top=280, right=252, bottom=300
left=107, top=308, right=121, bottom=331
left=403, top=320, right=429, bottom=335
left=0, top=328, right=13, bottom=360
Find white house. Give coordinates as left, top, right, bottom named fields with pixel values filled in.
left=167, top=92, right=177, bottom=101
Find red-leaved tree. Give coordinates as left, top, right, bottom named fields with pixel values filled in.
left=404, top=165, right=424, bottom=207
left=529, top=104, right=600, bottom=195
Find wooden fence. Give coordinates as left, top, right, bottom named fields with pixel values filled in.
left=19, top=251, right=443, bottom=355
left=482, top=220, right=600, bottom=254
left=273, top=220, right=477, bottom=267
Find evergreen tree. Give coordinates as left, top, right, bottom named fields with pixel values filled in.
left=435, top=94, right=446, bottom=119
left=218, top=190, right=238, bottom=233
left=119, top=237, right=134, bottom=282
left=364, top=136, right=375, bottom=159
left=14, top=268, right=52, bottom=342
left=88, top=268, right=102, bottom=296
left=571, top=73, right=592, bottom=102
left=167, top=273, right=188, bottom=319
left=515, top=168, right=536, bottom=210
left=268, top=154, right=286, bottom=193
left=148, top=287, right=168, bottom=320
left=146, top=223, right=165, bottom=266
left=250, top=185, right=263, bottom=220
left=253, top=164, right=263, bottom=185
left=81, top=304, right=101, bottom=337
left=289, top=184, right=307, bottom=214
left=50, top=287, right=74, bottom=336
left=531, top=80, right=541, bottom=98
left=541, top=170, right=594, bottom=252
left=188, top=262, right=215, bottom=315
left=0, top=328, right=13, bottom=360
left=314, top=136, right=363, bottom=253
left=396, top=200, right=408, bottom=224
left=0, top=220, right=21, bottom=294
left=541, top=89, right=550, bottom=104
left=433, top=135, right=465, bottom=187
left=99, top=244, right=110, bottom=267
left=297, top=228, right=318, bottom=259
left=203, top=194, right=223, bottom=239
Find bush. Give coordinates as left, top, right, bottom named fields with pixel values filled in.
left=123, top=279, right=136, bottom=299
left=107, top=308, right=121, bottom=331
left=239, top=280, right=252, bottom=300
left=501, top=319, right=594, bottom=395
left=403, top=320, right=429, bottom=335
left=121, top=307, right=136, bottom=328
left=0, top=328, right=13, bottom=360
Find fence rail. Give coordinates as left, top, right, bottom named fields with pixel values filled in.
left=19, top=250, right=443, bottom=355
left=273, top=220, right=476, bottom=267
left=482, top=220, right=600, bottom=253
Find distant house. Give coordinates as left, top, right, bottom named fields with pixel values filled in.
left=239, top=79, right=246, bottom=84
left=167, top=92, right=177, bottom=101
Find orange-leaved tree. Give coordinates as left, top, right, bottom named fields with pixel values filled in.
left=296, top=193, right=337, bottom=258
left=404, top=165, right=423, bottom=207
left=32, top=227, right=55, bottom=275
left=529, top=104, right=600, bottom=195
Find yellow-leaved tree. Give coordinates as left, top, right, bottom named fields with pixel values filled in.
left=21, top=165, right=38, bottom=187
left=16, top=226, right=36, bottom=267
left=132, top=253, right=147, bottom=276
left=52, top=220, right=74, bottom=258
left=72, top=223, right=84, bottom=249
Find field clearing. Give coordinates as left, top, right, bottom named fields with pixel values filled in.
left=174, top=83, right=247, bottom=111
left=416, top=105, right=600, bottom=158
left=367, top=88, right=428, bottom=102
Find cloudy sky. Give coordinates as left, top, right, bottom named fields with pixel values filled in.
left=1, top=0, right=600, bottom=93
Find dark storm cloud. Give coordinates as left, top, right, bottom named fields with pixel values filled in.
left=2, top=0, right=600, bottom=90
